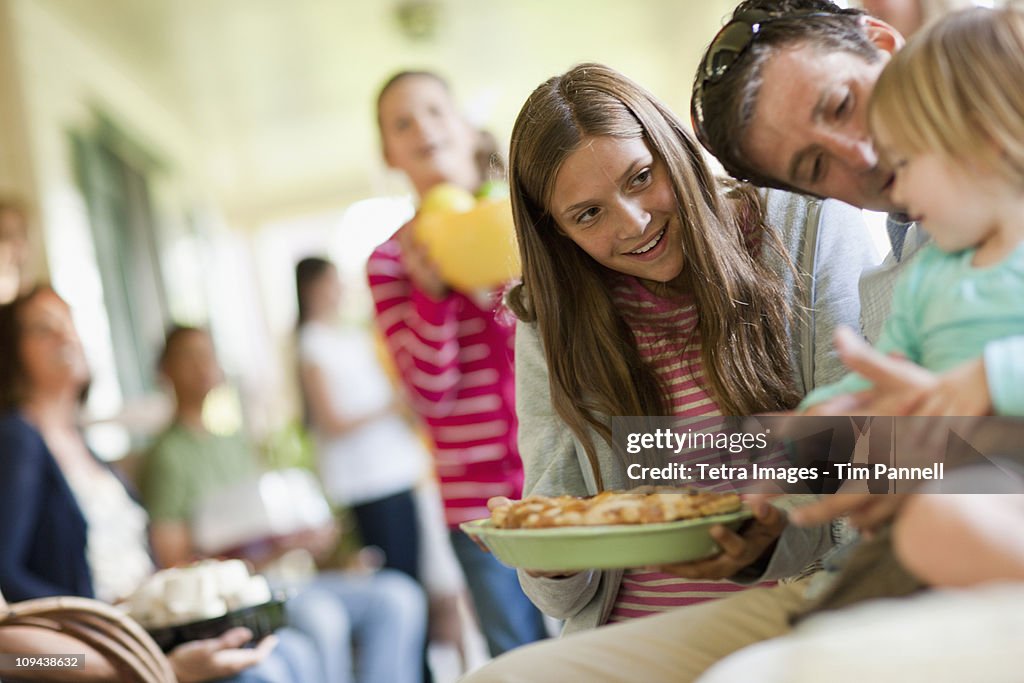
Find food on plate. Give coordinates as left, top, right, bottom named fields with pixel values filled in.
left=489, top=489, right=742, bottom=529
left=126, top=559, right=273, bottom=629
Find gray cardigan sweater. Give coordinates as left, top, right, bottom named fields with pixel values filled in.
left=514, top=190, right=877, bottom=634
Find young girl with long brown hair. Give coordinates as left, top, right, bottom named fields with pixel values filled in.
left=505, top=63, right=873, bottom=631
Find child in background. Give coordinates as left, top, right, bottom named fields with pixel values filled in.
left=800, top=5, right=1024, bottom=413
left=295, top=256, right=471, bottom=674
left=295, top=256, right=426, bottom=580
left=367, top=70, right=548, bottom=656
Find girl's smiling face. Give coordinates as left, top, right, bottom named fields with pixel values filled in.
left=550, top=136, right=683, bottom=285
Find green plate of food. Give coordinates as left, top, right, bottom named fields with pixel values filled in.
left=460, top=490, right=753, bottom=572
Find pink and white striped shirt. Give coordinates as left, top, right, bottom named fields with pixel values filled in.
left=606, top=273, right=774, bottom=622
left=368, top=230, right=523, bottom=527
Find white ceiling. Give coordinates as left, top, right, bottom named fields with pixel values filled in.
left=37, top=0, right=735, bottom=224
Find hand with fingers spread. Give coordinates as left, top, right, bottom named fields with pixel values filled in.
left=819, top=326, right=994, bottom=417
left=654, top=498, right=786, bottom=580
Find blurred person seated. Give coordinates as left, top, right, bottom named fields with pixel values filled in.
left=0, top=284, right=308, bottom=683
left=142, top=325, right=426, bottom=683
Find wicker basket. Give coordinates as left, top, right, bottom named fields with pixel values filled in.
left=0, top=595, right=175, bottom=682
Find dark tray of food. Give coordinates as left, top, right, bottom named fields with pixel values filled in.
left=146, top=598, right=288, bottom=652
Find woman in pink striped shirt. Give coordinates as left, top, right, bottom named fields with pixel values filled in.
left=502, top=64, right=872, bottom=632
left=366, top=71, right=548, bottom=656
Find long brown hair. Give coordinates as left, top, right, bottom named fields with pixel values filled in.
left=507, top=63, right=800, bottom=486
left=870, top=5, right=1024, bottom=190
left=294, top=256, right=335, bottom=330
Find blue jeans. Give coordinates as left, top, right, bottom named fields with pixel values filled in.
left=352, top=489, right=420, bottom=581
left=449, top=530, right=548, bottom=657
left=285, top=569, right=427, bottom=683
left=229, top=627, right=322, bottom=683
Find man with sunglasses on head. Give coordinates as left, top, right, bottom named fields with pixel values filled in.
left=463, top=3, right=1023, bottom=682
left=691, top=0, right=1021, bottom=417
left=690, top=0, right=1024, bottom=572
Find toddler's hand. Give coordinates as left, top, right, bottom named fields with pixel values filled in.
left=832, top=327, right=992, bottom=416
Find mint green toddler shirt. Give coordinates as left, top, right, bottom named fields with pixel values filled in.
left=803, top=242, right=1024, bottom=411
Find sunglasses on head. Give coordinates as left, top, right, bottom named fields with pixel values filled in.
left=691, top=9, right=834, bottom=149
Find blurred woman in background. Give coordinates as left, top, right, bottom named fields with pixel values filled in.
left=0, top=284, right=334, bottom=683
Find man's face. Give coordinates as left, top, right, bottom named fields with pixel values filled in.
left=742, top=42, right=897, bottom=211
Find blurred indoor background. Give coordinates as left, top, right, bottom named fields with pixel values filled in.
left=0, top=0, right=756, bottom=460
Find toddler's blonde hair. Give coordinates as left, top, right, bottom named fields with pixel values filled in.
left=870, top=5, right=1024, bottom=188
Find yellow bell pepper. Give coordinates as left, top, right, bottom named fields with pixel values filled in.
left=415, top=183, right=521, bottom=292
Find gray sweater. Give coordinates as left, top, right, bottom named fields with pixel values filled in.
left=514, top=189, right=877, bottom=633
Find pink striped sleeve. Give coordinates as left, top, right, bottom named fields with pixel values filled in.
left=367, top=238, right=462, bottom=416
